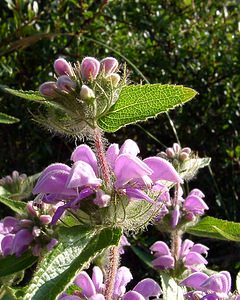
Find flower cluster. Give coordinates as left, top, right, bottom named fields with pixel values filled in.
left=37, top=56, right=125, bottom=136
left=32, top=139, right=183, bottom=227
left=0, top=201, right=58, bottom=257
left=59, top=266, right=162, bottom=300
left=181, top=271, right=240, bottom=300
left=150, top=239, right=208, bottom=272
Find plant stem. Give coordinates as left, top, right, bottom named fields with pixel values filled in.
left=94, top=128, right=111, bottom=188
left=104, top=245, right=120, bottom=300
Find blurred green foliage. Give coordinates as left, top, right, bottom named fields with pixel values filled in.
left=0, top=0, right=239, bottom=285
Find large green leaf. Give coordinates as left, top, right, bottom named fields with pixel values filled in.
left=0, top=112, right=19, bottom=124
left=0, top=195, right=26, bottom=215
left=23, top=225, right=122, bottom=300
left=187, top=216, right=240, bottom=241
left=0, top=86, right=45, bottom=102
left=98, top=84, right=197, bottom=132
left=0, top=252, right=37, bottom=278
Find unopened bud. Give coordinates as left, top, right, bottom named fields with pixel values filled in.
left=19, top=219, right=33, bottom=228
left=32, top=244, right=41, bottom=256
left=100, top=57, right=119, bottom=75
left=179, top=152, right=189, bottom=161
left=106, top=73, right=121, bottom=87
left=54, top=58, right=73, bottom=76
left=166, top=147, right=175, bottom=158
left=81, top=57, right=100, bottom=81
left=56, top=75, right=76, bottom=92
left=39, top=214, right=52, bottom=225
left=181, top=147, right=191, bottom=154
left=26, top=201, right=38, bottom=217
left=80, top=85, right=95, bottom=100
left=39, top=81, right=57, bottom=97
left=47, top=238, right=58, bottom=251
left=159, top=151, right=168, bottom=159
left=173, top=143, right=181, bottom=154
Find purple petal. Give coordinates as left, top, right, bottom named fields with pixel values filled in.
left=100, top=57, right=119, bottom=75
left=125, top=187, right=155, bottom=204
left=54, top=58, right=73, bottom=76
left=184, top=195, right=209, bottom=214
left=11, top=229, right=33, bottom=256
left=171, top=205, right=180, bottom=228
left=201, top=294, right=219, bottom=300
left=122, top=291, right=145, bottom=300
left=71, top=145, right=98, bottom=175
left=152, top=255, right=174, bottom=269
left=113, top=267, right=133, bottom=298
left=59, top=296, right=81, bottom=300
left=1, top=234, right=14, bottom=256
left=114, top=154, right=152, bottom=188
left=133, top=278, right=162, bottom=298
left=200, top=274, right=227, bottom=293
left=143, top=157, right=183, bottom=183
left=119, top=139, right=140, bottom=157
left=179, top=239, right=194, bottom=258
left=191, top=243, right=209, bottom=255
left=81, top=57, right=100, bottom=80
left=33, top=163, right=74, bottom=195
left=185, top=251, right=208, bottom=266
left=92, top=266, right=104, bottom=293
left=106, top=143, right=119, bottom=169
left=74, top=271, right=96, bottom=297
left=180, top=272, right=209, bottom=290
left=150, top=241, right=171, bottom=256
left=94, top=190, right=111, bottom=208
left=57, top=75, right=76, bottom=92
left=89, top=294, right=105, bottom=300
left=3, top=216, right=18, bottom=233
left=219, top=271, right=231, bottom=293
left=66, top=161, right=102, bottom=188
left=189, top=189, right=205, bottom=198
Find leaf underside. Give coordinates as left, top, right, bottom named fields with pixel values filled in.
left=0, top=112, right=19, bottom=124
left=0, top=195, right=27, bottom=214
left=98, top=84, right=197, bottom=132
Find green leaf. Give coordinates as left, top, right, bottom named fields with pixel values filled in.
left=0, top=112, right=19, bottom=124
left=0, top=85, right=45, bottom=102
left=0, top=195, right=26, bottom=214
left=161, top=273, right=185, bottom=300
left=131, top=246, right=154, bottom=269
left=0, top=252, right=37, bottom=277
left=98, top=84, right=197, bottom=132
left=187, top=216, right=240, bottom=241
left=23, top=226, right=122, bottom=300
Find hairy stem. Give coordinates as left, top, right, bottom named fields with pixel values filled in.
left=104, top=245, right=120, bottom=300
left=94, top=128, right=111, bottom=187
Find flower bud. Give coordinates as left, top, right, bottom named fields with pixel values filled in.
left=39, top=81, right=57, bottom=97
left=100, top=57, right=119, bottom=75
left=179, top=152, right=189, bottom=161
left=181, top=147, right=191, bottom=154
left=54, top=58, right=73, bottom=76
left=56, top=75, right=76, bottom=92
left=26, top=201, right=38, bottom=217
left=166, top=147, right=175, bottom=158
left=81, top=57, right=100, bottom=81
left=80, top=84, right=95, bottom=100
left=19, top=219, right=33, bottom=228
left=106, top=73, right=121, bottom=87
left=39, top=214, right=52, bottom=225
left=173, top=143, right=181, bottom=154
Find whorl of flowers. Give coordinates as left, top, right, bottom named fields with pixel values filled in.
left=38, top=56, right=125, bottom=137
left=32, top=139, right=183, bottom=229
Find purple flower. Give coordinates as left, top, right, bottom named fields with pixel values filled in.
left=180, top=271, right=238, bottom=299
left=150, top=239, right=208, bottom=271
left=100, top=57, right=119, bottom=75
left=39, top=81, right=57, bottom=97
left=56, top=75, right=76, bottom=92
left=59, top=266, right=161, bottom=300
left=183, top=189, right=209, bottom=216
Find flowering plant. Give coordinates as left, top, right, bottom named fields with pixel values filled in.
left=1, top=56, right=240, bottom=300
